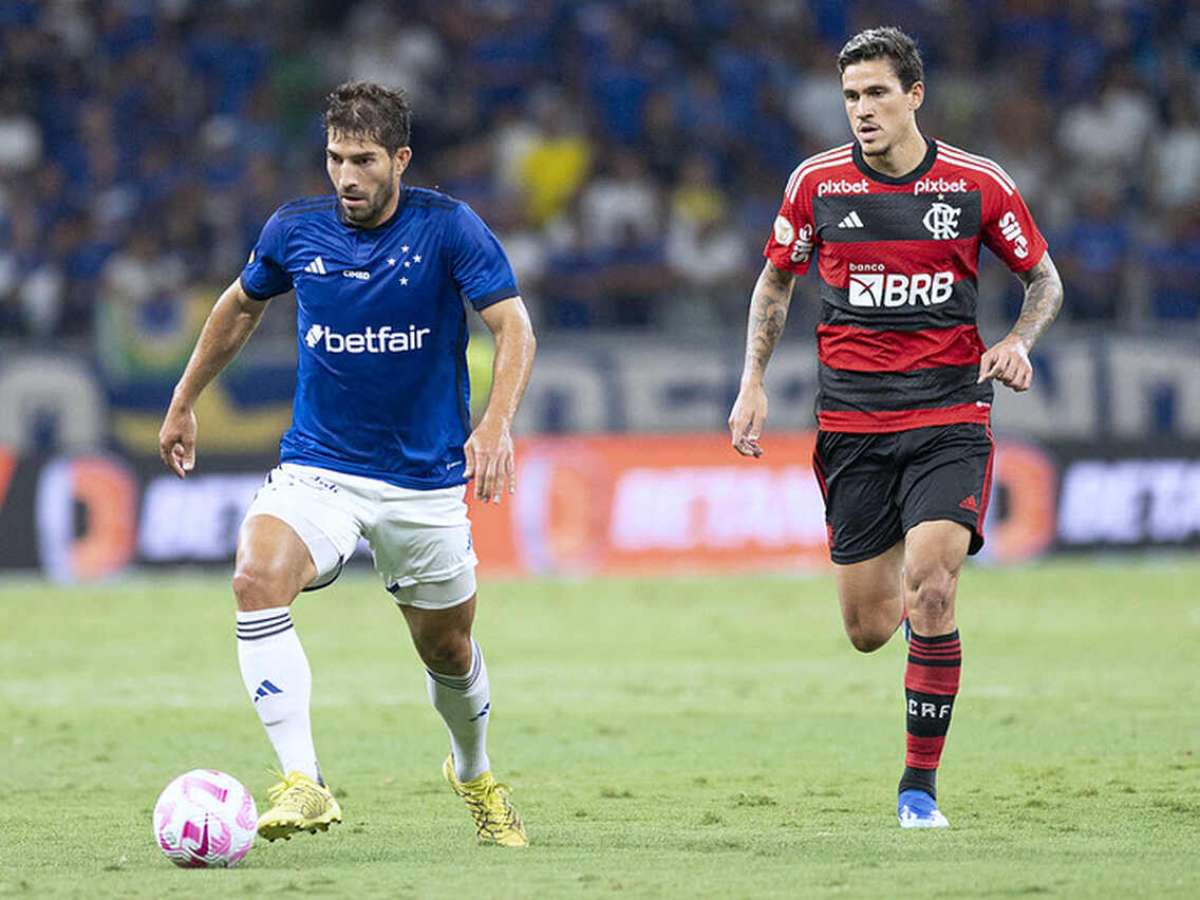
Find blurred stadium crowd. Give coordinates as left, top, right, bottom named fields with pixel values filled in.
left=1, top=0, right=1198, bottom=349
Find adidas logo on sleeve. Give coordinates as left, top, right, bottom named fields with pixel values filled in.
left=304, top=256, right=328, bottom=274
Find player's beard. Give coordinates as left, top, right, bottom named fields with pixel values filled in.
left=344, top=165, right=396, bottom=226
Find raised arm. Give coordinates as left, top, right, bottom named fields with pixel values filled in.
left=977, top=253, right=1063, bottom=392
left=463, top=296, right=537, bottom=502
left=158, top=278, right=270, bottom=476
left=728, top=260, right=798, bottom=457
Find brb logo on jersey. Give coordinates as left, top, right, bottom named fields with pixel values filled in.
left=922, top=202, right=962, bottom=239
left=847, top=264, right=955, bottom=308
left=304, top=323, right=431, bottom=354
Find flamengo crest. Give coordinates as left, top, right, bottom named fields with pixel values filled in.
left=922, top=202, right=961, bottom=240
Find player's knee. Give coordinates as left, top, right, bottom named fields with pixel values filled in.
left=418, top=630, right=472, bottom=676
left=841, top=605, right=894, bottom=653
left=845, top=623, right=890, bottom=653
left=231, top=563, right=298, bottom=611
left=908, top=569, right=956, bottom=622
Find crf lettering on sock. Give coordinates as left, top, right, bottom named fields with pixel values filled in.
left=899, top=630, right=962, bottom=797
left=908, top=700, right=953, bottom=719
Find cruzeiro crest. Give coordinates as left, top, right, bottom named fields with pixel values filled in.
left=922, top=202, right=961, bottom=240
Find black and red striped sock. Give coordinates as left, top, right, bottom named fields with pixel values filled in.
left=899, top=629, right=961, bottom=799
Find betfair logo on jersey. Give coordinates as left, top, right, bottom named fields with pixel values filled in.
left=304, top=323, right=431, bottom=353
left=913, top=176, right=968, bottom=195
left=816, top=178, right=869, bottom=197
left=847, top=267, right=955, bottom=308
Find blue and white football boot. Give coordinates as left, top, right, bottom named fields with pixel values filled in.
left=898, top=789, right=949, bottom=828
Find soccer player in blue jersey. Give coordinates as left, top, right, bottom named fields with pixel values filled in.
left=158, top=82, right=536, bottom=847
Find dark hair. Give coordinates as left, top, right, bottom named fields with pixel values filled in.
left=837, top=27, right=924, bottom=92
left=323, top=81, right=412, bottom=156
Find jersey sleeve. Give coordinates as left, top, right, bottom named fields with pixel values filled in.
left=980, top=180, right=1048, bottom=273
left=239, top=210, right=293, bottom=300
left=447, top=203, right=519, bottom=310
left=762, top=173, right=817, bottom=275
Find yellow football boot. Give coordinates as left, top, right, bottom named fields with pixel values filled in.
left=442, top=755, right=528, bottom=847
left=257, top=771, right=342, bottom=842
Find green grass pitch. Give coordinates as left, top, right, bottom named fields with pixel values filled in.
left=2, top=561, right=1198, bottom=898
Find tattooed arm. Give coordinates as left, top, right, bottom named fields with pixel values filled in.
left=1009, top=253, right=1064, bottom=349
left=978, top=253, right=1063, bottom=393
left=728, top=260, right=798, bottom=457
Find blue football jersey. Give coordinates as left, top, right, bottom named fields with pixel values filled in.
left=239, top=187, right=518, bottom=490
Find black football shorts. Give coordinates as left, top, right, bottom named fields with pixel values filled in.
left=811, top=423, right=996, bottom=565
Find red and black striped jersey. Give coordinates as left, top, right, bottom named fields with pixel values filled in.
left=763, top=138, right=1047, bottom=433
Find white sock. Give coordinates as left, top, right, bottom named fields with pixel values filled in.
left=236, top=607, right=320, bottom=783
left=427, top=639, right=491, bottom=782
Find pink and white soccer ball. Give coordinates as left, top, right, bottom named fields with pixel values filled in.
left=153, top=769, right=257, bottom=868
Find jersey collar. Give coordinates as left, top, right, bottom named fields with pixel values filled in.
left=852, top=136, right=937, bottom=185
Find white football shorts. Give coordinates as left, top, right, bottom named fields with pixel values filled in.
left=243, top=463, right=478, bottom=609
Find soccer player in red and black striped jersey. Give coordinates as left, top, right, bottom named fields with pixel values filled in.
left=729, top=27, right=1063, bottom=828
